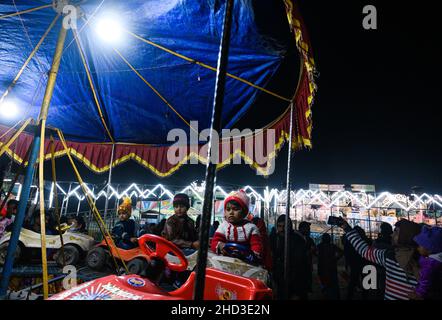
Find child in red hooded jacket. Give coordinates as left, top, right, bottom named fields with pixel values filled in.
left=211, top=190, right=263, bottom=261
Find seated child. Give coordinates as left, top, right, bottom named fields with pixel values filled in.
left=163, top=193, right=199, bottom=254
left=211, top=190, right=263, bottom=261
left=66, top=213, right=87, bottom=233
left=27, top=210, right=57, bottom=235
left=112, top=197, right=139, bottom=250
left=410, top=226, right=442, bottom=300
left=0, top=199, right=19, bottom=238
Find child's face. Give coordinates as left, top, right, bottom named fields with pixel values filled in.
left=277, top=222, right=285, bottom=235
left=224, top=202, right=244, bottom=224
left=6, top=204, right=18, bottom=217
left=118, top=210, right=131, bottom=221
left=174, top=204, right=188, bottom=216
left=67, top=218, right=78, bottom=228
left=417, top=246, right=431, bottom=257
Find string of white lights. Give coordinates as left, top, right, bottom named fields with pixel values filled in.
left=7, top=181, right=442, bottom=211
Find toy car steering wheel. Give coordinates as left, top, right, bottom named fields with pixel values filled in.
left=55, top=223, right=71, bottom=232
left=138, top=234, right=188, bottom=272
left=223, top=243, right=258, bottom=264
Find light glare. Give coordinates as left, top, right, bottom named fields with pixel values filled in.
left=0, top=100, right=19, bottom=119
left=95, top=17, right=123, bottom=43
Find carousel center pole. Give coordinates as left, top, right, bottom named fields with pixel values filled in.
left=193, top=0, right=234, bottom=300
left=0, top=17, right=68, bottom=299
left=284, top=103, right=295, bottom=300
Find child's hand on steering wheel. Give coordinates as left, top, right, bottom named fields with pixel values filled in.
left=130, top=237, right=138, bottom=244
left=191, top=241, right=200, bottom=250
left=218, top=242, right=227, bottom=255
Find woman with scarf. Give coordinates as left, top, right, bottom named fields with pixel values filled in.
left=338, top=218, right=422, bottom=300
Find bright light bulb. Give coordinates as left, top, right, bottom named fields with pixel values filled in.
left=95, top=17, right=123, bottom=43
left=0, top=100, right=19, bottom=119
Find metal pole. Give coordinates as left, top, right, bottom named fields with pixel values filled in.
left=63, top=183, right=72, bottom=216
left=330, top=204, right=334, bottom=243
left=113, top=184, right=120, bottom=226
left=366, top=193, right=372, bottom=239
left=76, top=198, right=81, bottom=215
left=0, top=166, right=5, bottom=193
left=193, top=0, right=234, bottom=300
left=0, top=135, right=40, bottom=298
left=284, top=103, right=295, bottom=300
left=431, top=203, right=437, bottom=226
left=103, top=144, right=115, bottom=216
left=300, top=198, right=304, bottom=229
left=0, top=19, right=67, bottom=299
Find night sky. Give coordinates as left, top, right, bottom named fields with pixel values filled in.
left=2, top=1, right=441, bottom=194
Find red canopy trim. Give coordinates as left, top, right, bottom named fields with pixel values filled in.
left=0, top=111, right=292, bottom=177
left=284, top=0, right=317, bottom=149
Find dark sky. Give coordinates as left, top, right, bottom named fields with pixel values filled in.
left=2, top=1, right=441, bottom=194
left=292, top=0, right=441, bottom=194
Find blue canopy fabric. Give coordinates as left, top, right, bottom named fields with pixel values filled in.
left=0, top=0, right=298, bottom=145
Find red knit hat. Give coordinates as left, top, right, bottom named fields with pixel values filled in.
left=224, top=190, right=250, bottom=216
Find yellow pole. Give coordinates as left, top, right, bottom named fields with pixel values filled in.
left=38, top=120, right=49, bottom=299
left=37, top=23, right=68, bottom=300
left=0, top=4, right=51, bottom=20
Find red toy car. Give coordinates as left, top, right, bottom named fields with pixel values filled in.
left=86, top=234, right=187, bottom=275
left=53, top=234, right=272, bottom=300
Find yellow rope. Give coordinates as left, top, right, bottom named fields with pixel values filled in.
left=113, top=48, right=198, bottom=134
left=83, top=13, right=290, bottom=102
left=0, top=14, right=60, bottom=104
left=126, top=30, right=291, bottom=103
left=73, top=30, right=115, bottom=143
left=0, top=4, right=51, bottom=20
left=56, top=129, right=129, bottom=274
left=0, top=118, right=32, bottom=158
left=38, top=120, right=49, bottom=300
left=50, top=136, right=66, bottom=266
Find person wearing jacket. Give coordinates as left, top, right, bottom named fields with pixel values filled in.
left=270, top=214, right=310, bottom=300
left=317, top=233, right=343, bottom=300
left=163, top=193, right=199, bottom=254
left=339, top=218, right=422, bottom=300
left=372, top=222, right=394, bottom=298
left=0, top=199, right=19, bottom=238
left=112, top=197, right=139, bottom=250
left=409, top=226, right=442, bottom=300
left=211, top=190, right=263, bottom=260
left=343, top=226, right=372, bottom=300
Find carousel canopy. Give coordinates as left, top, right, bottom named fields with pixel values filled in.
left=0, top=0, right=316, bottom=176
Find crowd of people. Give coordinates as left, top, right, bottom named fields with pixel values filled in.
left=1, top=189, right=441, bottom=300
left=108, top=189, right=442, bottom=300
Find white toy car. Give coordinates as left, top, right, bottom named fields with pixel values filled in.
left=0, top=226, right=95, bottom=266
